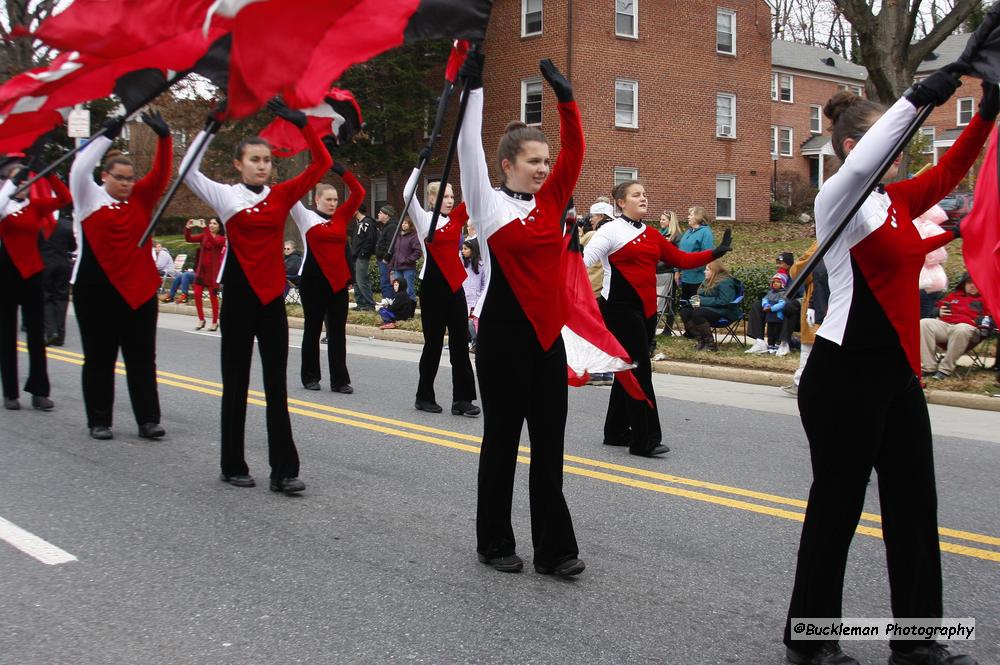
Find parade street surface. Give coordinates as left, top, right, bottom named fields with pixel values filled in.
left=1, top=312, right=998, bottom=665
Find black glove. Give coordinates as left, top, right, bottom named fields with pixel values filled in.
left=204, top=99, right=226, bottom=134
left=141, top=111, right=170, bottom=139
left=979, top=81, right=999, bottom=121
left=459, top=50, right=484, bottom=91
left=25, top=131, right=52, bottom=172
left=100, top=115, right=125, bottom=141
left=10, top=164, right=29, bottom=186
left=418, top=146, right=432, bottom=164
left=267, top=98, right=307, bottom=129
left=322, top=135, right=339, bottom=154
left=331, top=161, right=346, bottom=176
left=905, top=69, right=961, bottom=108
left=952, top=218, right=962, bottom=239
left=540, top=59, right=573, bottom=103
left=711, top=228, right=732, bottom=258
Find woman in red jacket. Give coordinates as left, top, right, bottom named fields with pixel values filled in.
left=291, top=161, right=364, bottom=393
left=0, top=162, right=71, bottom=411
left=68, top=113, right=172, bottom=441
left=183, top=218, right=226, bottom=331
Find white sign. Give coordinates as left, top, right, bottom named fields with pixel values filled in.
left=67, top=108, right=91, bottom=138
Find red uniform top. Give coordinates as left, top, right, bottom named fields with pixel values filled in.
left=0, top=175, right=71, bottom=279
left=184, top=226, right=227, bottom=290
left=423, top=202, right=469, bottom=294
left=69, top=135, right=172, bottom=309
left=293, top=169, right=365, bottom=292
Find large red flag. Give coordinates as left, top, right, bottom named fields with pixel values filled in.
left=0, top=109, right=66, bottom=154
left=260, top=88, right=364, bottom=157
left=961, top=125, right=1000, bottom=320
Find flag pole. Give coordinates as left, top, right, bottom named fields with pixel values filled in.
left=13, top=70, right=190, bottom=198
left=387, top=75, right=459, bottom=257
left=138, top=128, right=213, bottom=246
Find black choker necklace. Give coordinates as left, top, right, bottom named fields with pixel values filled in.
left=316, top=210, right=331, bottom=220
left=243, top=183, right=265, bottom=194
left=499, top=184, right=532, bottom=201
left=620, top=214, right=643, bottom=229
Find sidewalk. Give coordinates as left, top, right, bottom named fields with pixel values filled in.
left=159, top=302, right=1000, bottom=412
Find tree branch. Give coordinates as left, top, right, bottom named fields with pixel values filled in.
left=909, top=0, right=981, bottom=69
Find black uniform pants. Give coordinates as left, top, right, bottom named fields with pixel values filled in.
left=600, top=299, right=661, bottom=453
left=43, top=260, right=71, bottom=341
left=474, top=317, right=578, bottom=566
left=0, top=260, right=48, bottom=399
left=417, top=282, right=476, bottom=404
left=73, top=283, right=159, bottom=428
left=219, top=258, right=299, bottom=480
left=784, top=337, right=941, bottom=655
left=299, top=273, right=350, bottom=390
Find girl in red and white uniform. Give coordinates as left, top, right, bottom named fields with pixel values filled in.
left=583, top=180, right=727, bottom=457
left=180, top=101, right=331, bottom=494
left=401, top=170, right=479, bottom=416
left=69, top=113, right=172, bottom=441
left=183, top=218, right=227, bottom=331
left=782, top=74, right=993, bottom=665
left=291, top=161, right=364, bottom=394
left=0, top=162, right=70, bottom=411
left=457, top=54, right=585, bottom=577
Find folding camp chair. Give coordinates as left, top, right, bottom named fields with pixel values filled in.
left=708, top=279, right=747, bottom=347
left=654, top=273, right=679, bottom=336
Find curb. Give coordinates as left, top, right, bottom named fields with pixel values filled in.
left=159, top=302, right=1000, bottom=412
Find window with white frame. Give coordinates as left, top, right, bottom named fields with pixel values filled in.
left=770, top=126, right=778, bottom=155
left=839, top=84, right=864, bottom=96
left=616, top=0, right=637, bottom=38
left=716, top=176, right=735, bottom=220
left=716, top=93, right=736, bottom=138
left=771, top=73, right=793, bottom=102
left=809, top=105, right=822, bottom=134
left=717, top=9, right=736, bottom=55
left=614, top=167, right=638, bottom=188
left=777, top=127, right=792, bottom=156
left=919, top=127, right=935, bottom=155
left=615, top=78, right=638, bottom=128
left=371, top=177, right=388, bottom=213
left=521, top=78, right=543, bottom=125
left=957, top=97, right=974, bottom=125
left=522, top=0, right=542, bottom=37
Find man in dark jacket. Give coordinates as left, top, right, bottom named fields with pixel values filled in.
left=40, top=210, right=76, bottom=346
left=284, top=240, right=303, bottom=289
left=351, top=203, right=377, bottom=311
left=374, top=205, right=398, bottom=300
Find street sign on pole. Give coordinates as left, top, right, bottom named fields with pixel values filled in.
left=67, top=108, right=91, bottom=138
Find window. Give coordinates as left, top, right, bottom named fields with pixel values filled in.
left=371, top=177, right=388, bottom=214
left=616, top=0, right=637, bottom=38
left=770, top=126, right=777, bottom=155
left=771, top=73, right=793, bottom=102
left=615, top=78, right=638, bottom=128
left=716, top=176, right=735, bottom=220
left=809, top=105, right=822, bottom=134
left=717, top=9, right=736, bottom=55
left=839, top=84, right=863, bottom=96
left=522, top=0, right=542, bottom=37
left=521, top=78, right=543, bottom=125
left=919, top=127, right=935, bottom=155
left=778, top=127, right=792, bottom=156
left=716, top=93, right=735, bottom=138
left=957, top=97, right=974, bottom=125
left=614, top=167, right=638, bottom=188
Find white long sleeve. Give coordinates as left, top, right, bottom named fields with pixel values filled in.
left=69, top=135, right=113, bottom=223
left=402, top=167, right=433, bottom=237
left=0, top=180, right=16, bottom=220
left=457, top=88, right=502, bottom=239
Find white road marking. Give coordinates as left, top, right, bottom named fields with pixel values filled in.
left=0, top=516, right=77, bottom=565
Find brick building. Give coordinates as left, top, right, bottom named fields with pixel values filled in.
left=769, top=39, right=866, bottom=195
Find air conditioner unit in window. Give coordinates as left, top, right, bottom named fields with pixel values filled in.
left=718, top=125, right=733, bottom=137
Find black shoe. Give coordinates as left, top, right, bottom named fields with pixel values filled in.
left=304, top=382, right=321, bottom=391
left=138, top=422, right=165, bottom=439
left=534, top=557, right=586, bottom=577
left=451, top=401, right=481, bottom=417
left=4, top=397, right=20, bottom=410
left=31, top=395, right=54, bottom=411
left=332, top=383, right=354, bottom=394
left=45, top=335, right=64, bottom=346
left=477, top=553, right=524, bottom=572
left=270, top=477, right=306, bottom=494
left=602, top=439, right=629, bottom=447
left=630, top=444, right=670, bottom=457
left=220, top=473, right=256, bottom=488
left=786, top=642, right=859, bottom=665
left=89, top=426, right=113, bottom=440
left=415, top=399, right=443, bottom=413
left=888, top=643, right=978, bottom=665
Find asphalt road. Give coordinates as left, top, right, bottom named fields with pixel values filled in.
left=1, top=312, right=998, bottom=665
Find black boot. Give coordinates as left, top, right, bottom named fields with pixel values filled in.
left=693, top=322, right=718, bottom=352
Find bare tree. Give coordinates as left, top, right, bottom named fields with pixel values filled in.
left=0, top=0, right=61, bottom=80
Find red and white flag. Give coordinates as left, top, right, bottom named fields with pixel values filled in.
left=260, top=88, right=364, bottom=157
left=961, top=125, right=1000, bottom=320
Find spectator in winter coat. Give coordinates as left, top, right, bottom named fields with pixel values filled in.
left=747, top=261, right=796, bottom=355
left=351, top=203, right=377, bottom=310
left=461, top=238, right=485, bottom=351
left=388, top=216, right=421, bottom=299
left=377, top=276, right=415, bottom=329
left=284, top=240, right=302, bottom=288
left=920, top=273, right=991, bottom=379
left=775, top=251, right=794, bottom=276
left=675, top=206, right=715, bottom=300
left=781, top=242, right=830, bottom=396
left=678, top=259, right=740, bottom=352
left=374, top=205, right=398, bottom=300
left=759, top=272, right=789, bottom=352
left=153, top=242, right=175, bottom=278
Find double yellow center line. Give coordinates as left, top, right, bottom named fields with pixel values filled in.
left=25, top=342, right=1000, bottom=564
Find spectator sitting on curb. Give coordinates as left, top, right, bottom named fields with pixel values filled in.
left=162, top=258, right=196, bottom=303
left=153, top=242, right=175, bottom=278
left=921, top=273, right=992, bottom=380
left=746, top=254, right=796, bottom=355
left=757, top=272, right=788, bottom=354
left=377, top=276, right=415, bottom=330
left=678, top=259, right=740, bottom=353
